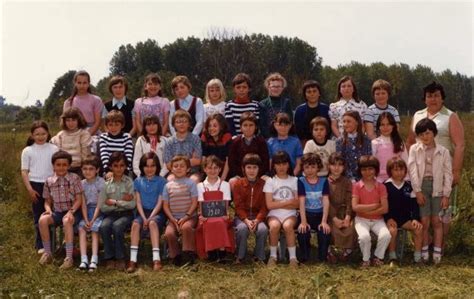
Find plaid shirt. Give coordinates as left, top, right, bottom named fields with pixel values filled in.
left=43, top=173, right=83, bottom=212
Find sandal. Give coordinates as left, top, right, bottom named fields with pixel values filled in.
left=88, top=261, right=98, bottom=271
left=79, top=261, right=88, bottom=270
left=360, top=260, right=371, bottom=268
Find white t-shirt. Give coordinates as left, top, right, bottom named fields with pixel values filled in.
left=303, top=139, right=336, bottom=176
left=263, top=176, right=298, bottom=220
left=204, top=102, right=226, bottom=120
left=197, top=178, right=231, bottom=202
left=21, top=143, right=58, bottom=182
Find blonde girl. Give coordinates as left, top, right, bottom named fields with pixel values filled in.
left=204, top=78, right=227, bottom=119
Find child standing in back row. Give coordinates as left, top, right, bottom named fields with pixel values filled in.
left=203, top=78, right=227, bottom=119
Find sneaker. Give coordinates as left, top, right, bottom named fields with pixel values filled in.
left=126, top=261, right=137, bottom=273
left=39, top=252, right=53, bottom=265
left=59, top=257, right=74, bottom=270
left=360, top=260, right=371, bottom=268
left=88, top=261, right=98, bottom=272
left=289, top=258, right=299, bottom=268
left=267, top=256, right=277, bottom=267
left=152, top=260, right=163, bottom=271
left=372, top=257, right=384, bottom=267
left=37, top=248, right=45, bottom=255
left=79, top=261, right=88, bottom=270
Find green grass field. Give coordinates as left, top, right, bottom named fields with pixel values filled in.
left=0, top=116, right=473, bottom=298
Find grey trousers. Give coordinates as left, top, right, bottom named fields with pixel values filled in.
left=234, top=218, right=268, bottom=261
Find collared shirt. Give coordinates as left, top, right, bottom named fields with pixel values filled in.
left=82, top=176, right=105, bottom=207
left=163, top=132, right=202, bottom=164
left=352, top=179, right=387, bottom=220
left=267, top=136, right=303, bottom=170
left=112, top=97, right=127, bottom=109
left=43, top=173, right=83, bottom=212
left=329, top=98, right=368, bottom=136
left=134, top=175, right=167, bottom=210
left=99, top=175, right=135, bottom=214
left=169, top=94, right=205, bottom=136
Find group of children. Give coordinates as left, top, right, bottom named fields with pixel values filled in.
left=20, top=70, right=453, bottom=272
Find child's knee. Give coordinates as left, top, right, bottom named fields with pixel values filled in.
left=388, top=226, right=398, bottom=236
left=148, top=221, right=158, bottom=229
left=131, top=221, right=141, bottom=232
left=380, top=230, right=391, bottom=243
left=358, top=232, right=371, bottom=244
left=62, top=215, right=74, bottom=226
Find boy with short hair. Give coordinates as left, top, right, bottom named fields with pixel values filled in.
left=38, top=150, right=83, bottom=269
left=104, top=75, right=136, bottom=136
left=98, top=110, right=134, bottom=177
left=232, top=153, right=269, bottom=263
left=408, top=118, right=452, bottom=264
left=225, top=73, right=260, bottom=136
left=364, top=79, right=401, bottom=140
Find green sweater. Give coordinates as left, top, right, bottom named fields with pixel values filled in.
left=99, top=175, right=136, bottom=214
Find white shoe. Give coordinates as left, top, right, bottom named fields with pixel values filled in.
left=37, top=248, right=45, bottom=255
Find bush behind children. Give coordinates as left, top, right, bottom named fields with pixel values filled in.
left=21, top=71, right=462, bottom=271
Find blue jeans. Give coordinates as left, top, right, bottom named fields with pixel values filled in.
left=100, top=211, right=133, bottom=260
left=297, top=211, right=331, bottom=262
left=234, top=218, right=268, bottom=261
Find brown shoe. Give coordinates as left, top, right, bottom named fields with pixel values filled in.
left=105, top=260, right=116, bottom=270
left=152, top=260, right=163, bottom=271
left=39, top=252, right=53, bottom=265
left=59, top=257, right=74, bottom=270
left=289, top=258, right=299, bottom=268
left=267, top=256, right=277, bottom=268
left=126, top=261, right=137, bottom=273
left=115, top=259, right=126, bottom=271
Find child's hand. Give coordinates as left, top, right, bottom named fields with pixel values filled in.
left=298, top=222, right=310, bottom=234
left=85, top=220, right=91, bottom=231
left=332, top=217, right=343, bottom=229
left=440, top=196, right=449, bottom=209
left=415, top=192, right=426, bottom=206
left=319, top=222, right=331, bottom=234
left=143, top=218, right=150, bottom=230
left=122, top=193, right=133, bottom=201
left=27, top=188, right=40, bottom=202
left=105, top=199, right=116, bottom=206
left=244, top=219, right=254, bottom=231
left=42, top=209, right=52, bottom=216
left=342, top=217, right=351, bottom=228
left=411, top=219, right=422, bottom=230
left=199, top=215, right=207, bottom=222
left=387, top=219, right=397, bottom=230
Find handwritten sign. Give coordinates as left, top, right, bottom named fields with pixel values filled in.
left=202, top=200, right=226, bottom=218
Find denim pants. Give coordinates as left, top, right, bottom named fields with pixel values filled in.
left=100, top=211, right=133, bottom=260
left=234, top=218, right=268, bottom=261
left=297, top=211, right=331, bottom=261
left=31, top=182, right=45, bottom=249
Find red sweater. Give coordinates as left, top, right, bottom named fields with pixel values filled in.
left=228, top=135, right=269, bottom=178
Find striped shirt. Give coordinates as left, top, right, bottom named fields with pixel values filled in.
left=224, top=100, right=260, bottom=135
left=21, top=143, right=58, bottom=183
left=98, top=132, right=133, bottom=174
left=162, top=177, right=198, bottom=219
left=363, top=104, right=400, bottom=136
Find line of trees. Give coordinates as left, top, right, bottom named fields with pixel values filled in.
left=9, top=32, right=473, bottom=123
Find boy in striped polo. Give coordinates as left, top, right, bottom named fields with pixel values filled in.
left=99, top=110, right=134, bottom=178
left=162, top=155, right=198, bottom=266
left=224, top=73, right=260, bottom=136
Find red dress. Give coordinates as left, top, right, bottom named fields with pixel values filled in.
left=195, top=183, right=235, bottom=258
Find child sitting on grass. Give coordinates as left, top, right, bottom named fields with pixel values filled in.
left=38, top=150, right=83, bottom=269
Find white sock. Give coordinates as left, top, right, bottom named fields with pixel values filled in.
left=91, top=255, right=98, bottom=264
left=270, top=246, right=277, bottom=258
left=288, top=246, right=296, bottom=260
left=130, top=246, right=139, bottom=262
left=152, top=248, right=161, bottom=261
left=433, top=247, right=442, bottom=259
left=389, top=251, right=397, bottom=260
left=81, top=255, right=88, bottom=263
left=421, top=245, right=429, bottom=260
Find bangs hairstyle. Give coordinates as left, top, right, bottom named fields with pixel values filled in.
left=52, top=150, right=72, bottom=165
left=302, top=80, right=321, bottom=101
left=203, top=113, right=228, bottom=144
left=264, top=72, right=287, bottom=89
left=423, top=81, right=445, bottom=101
left=170, top=155, right=191, bottom=169
left=239, top=112, right=259, bottom=134
left=386, top=157, right=407, bottom=178
left=232, top=73, right=251, bottom=88
left=171, top=75, right=192, bottom=92
left=336, top=75, right=359, bottom=102
left=371, top=79, right=392, bottom=96
left=415, top=118, right=438, bottom=136
left=143, top=73, right=163, bottom=97
left=357, top=155, right=380, bottom=177
left=172, top=109, right=192, bottom=127
left=342, top=111, right=365, bottom=148
left=301, top=152, right=323, bottom=170
left=109, top=151, right=129, bottom=170
left=60, top=107, right=87, bottom=130
left=376, top=112, right=404, bottom=153
left=82, top=154, right=100, bottom=169
left=105, top=110, right=125, bottom=125
left=309, top=116, right=329, bottom=133
left=141, top=115, right=162, bottom=142
left=27, top=120, right=51, bottom=146
left=67, top=70, right=92, bottom=106
left=270, top=112, right=295, bottom=137
left=139, top=152, right=161, bottom=176
left=242, top=153, right=262, bottom=168
left=271, top=150, right=292, bottom=176
left=108, top=75, right=128, bottom=94
left=205, top=78, right=227, bottom=103
left=202, top=155, right=224, bottom=169
left=328, top=152, right=346, bottom=175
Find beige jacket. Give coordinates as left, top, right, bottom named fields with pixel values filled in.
left=408, top=142, right=452, bottom=197
left=51, top=129, right=92, bottom=168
